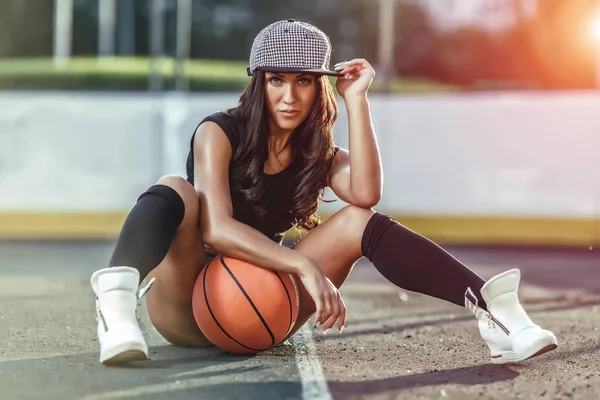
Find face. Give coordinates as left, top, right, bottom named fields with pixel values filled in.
left=264, top=72, right=318, bottom=133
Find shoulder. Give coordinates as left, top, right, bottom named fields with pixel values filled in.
left=192, top=118, right=234, bottom=162
left=187, top=111, right=240, bottom=184
left=187, top=109, right=244, bottom=164
left=201, top=108, right=240, bottom=126
left=198, top=108, right=243, bottom=153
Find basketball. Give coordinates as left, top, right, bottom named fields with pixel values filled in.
left=192, top=254, right=300, bottom=354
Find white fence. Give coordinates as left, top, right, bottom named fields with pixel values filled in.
left=1, top=90, right=599, bottom=218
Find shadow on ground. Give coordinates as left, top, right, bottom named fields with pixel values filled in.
left=327, top=364, right=519, bottom=397
left=0, top=345, right=300, bottom=400
left=320, top=298, right=600, bottom=341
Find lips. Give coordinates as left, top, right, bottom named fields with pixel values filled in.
left=279, top=110, right=300, bottom=117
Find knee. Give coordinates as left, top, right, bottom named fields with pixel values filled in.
left=338, top=205, right=375, bottom=222
left=155, top=175, right=199, bottom=216
left=332, top=205, right=375, bottom=235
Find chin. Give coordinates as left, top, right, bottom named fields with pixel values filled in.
left=276, top=118, right=303, bottom=131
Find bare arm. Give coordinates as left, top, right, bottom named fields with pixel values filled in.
left=329, top=59, right=382, bottom=207
left=193, top=121, right=346, bottom=329
left=193, top=121, right=310, bottom=275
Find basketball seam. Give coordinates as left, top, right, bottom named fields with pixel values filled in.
left=274, top=272, right=293, bottom=337
left=220, top=254, right=276, bottom=349
left=202, top=257, right=263, bottom=352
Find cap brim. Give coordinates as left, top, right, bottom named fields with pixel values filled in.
left=251, top=66, right=344, bottom=77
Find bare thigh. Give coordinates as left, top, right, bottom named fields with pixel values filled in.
left=285, top=205, right=375, bottom=339
left=144, top=175, right=213, bottom=347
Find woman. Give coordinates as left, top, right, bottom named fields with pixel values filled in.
left=90, top=19, right=557, bottom=365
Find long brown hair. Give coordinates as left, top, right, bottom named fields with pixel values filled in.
left=232, top=71, right=338, bottom=231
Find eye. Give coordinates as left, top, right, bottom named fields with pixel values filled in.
left=268, top=77, right=283, bottom=85
left=297, top=77, right=314, bottom=85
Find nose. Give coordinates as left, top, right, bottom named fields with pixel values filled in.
left=282, top=83, right=297, bottom=104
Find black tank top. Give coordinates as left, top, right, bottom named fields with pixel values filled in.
left=186, top=109, right=297, bottom=243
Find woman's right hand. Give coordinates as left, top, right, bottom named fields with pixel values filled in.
left=297, top=259, right=347, bottom=333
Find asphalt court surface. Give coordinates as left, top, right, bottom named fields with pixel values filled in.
left=1, top=241, right=599, bottom=399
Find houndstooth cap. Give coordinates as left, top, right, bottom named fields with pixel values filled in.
left=247, top=19, right=343, bottom=77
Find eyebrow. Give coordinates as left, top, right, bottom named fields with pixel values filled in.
left=270, top=72, right=314, bottom=79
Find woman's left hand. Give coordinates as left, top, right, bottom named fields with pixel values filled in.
left=334, top=58, right=376, bottom=99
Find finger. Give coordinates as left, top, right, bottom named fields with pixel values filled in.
left=338, top=61, right=375, bottom=79
left=322, top=314, right=337, bottom=334
left=319, top=294, right=333, bottom=328
left=322, top=292, right=340, bottom=332
left=313, top=298, right=324, bottom=327
left=342, top=61, right=366, bottom=73
left=333, top=60, right=348, bottom=70
left=338, top=64, right=361, bottom=75
left=334, top=61, right=361, bottom=73
left=337, top=295, right=347, bottom=332
left=345, top=58, right=370, bottom=69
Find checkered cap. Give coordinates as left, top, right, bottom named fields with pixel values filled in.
left=247, top=19, right=343, bottom=77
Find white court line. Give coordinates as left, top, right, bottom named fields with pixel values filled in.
left=83, top=325, right=333, bottom=400
left=291, top=324, right=333, bottom=400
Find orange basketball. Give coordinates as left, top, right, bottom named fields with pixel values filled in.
left=192, top=254, right=300, bottom=354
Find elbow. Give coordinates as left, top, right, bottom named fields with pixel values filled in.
left=353, top=190, right=382, bottom=209
left=350, top=175, right=383, bottom=209
left=202, top=224, right=226, bottom=250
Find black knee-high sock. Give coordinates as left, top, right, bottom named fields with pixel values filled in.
left=361, top=213, right=488, bottom=311
left=109, top=184, right=186, bottom=282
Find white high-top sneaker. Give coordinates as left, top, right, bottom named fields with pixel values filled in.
left=90, top=266, right=154, bottom=364
left=466, top=269, right=557, bottom=364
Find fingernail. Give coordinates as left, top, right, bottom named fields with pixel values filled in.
left=323, top=328, right=330, bottom=335
left=340, top=326, right=345, bottom=334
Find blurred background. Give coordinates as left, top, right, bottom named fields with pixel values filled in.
left=1, top=0, right=600, bottom=248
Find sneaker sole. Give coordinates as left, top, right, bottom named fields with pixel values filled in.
left=99, top=334, right=149, bottom=365
left=527, top=343, right=558, bottom=359
left=491, top=337, right=557, bottom=364
left=103, top=349, right=148, bottom=365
